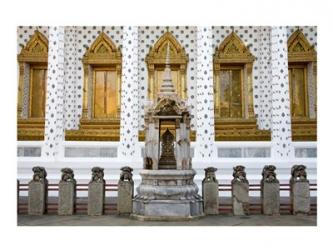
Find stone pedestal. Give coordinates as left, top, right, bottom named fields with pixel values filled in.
left=261, top=182, right=280, bottom=215
left=28, top=181, right=47, bottom=215
left=88, top=182, right=105, bottom=216
left=291, top=181, right=310, bottom=214
left=117, top=167, right=134, bottom=215
left=231, top=165, right=249, bottom=215
left=132, top=170, right=204, bottom=220
left=28, top=167, right=48, bottom=215
left=202, top=167, right=219, bottom=215
left=232, top=182, right=249, bottom=215
left=58, top=181, right=76, bottom=215
left=118, top=181, right=134, bottom=214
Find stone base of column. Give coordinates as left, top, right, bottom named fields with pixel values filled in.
left=117, top=181, right=134, bottom=215
left=88, top=182, right=105, bottom=216
left=202, top=181, right=219, bottom=215
left=28, top=181, right=47, bottom=215
left=232, top=182, right=249, bottom=216
left=291, top=181, right=310, bottom=215
left=261, top=182, right=280, bottom=215
left=58, top=181, right=76, bottom=215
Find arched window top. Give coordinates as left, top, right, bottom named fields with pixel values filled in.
left=146, top=31, right=188, bottom=66
left=18, top=30, right=48, bottom=63
left=214, top=31, right=255, bottom=64
left=288, top=30, right=317, bottom=62
left=82, top=31, right=121, bottom=64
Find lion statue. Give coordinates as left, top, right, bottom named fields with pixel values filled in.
left=261, top=165, right=278, bottom=183
left=91, top=167, right=104, bottom=182
left=291, top=165, right=307, bottom=182
left=203, top=167, right=218, bottom=183
left=32, top=166, right=47, bottom=182
left=61, top=168, right=75, bottom=182
left=120, top=166, right=133, bottom=183
left=232, top=165, right=248, bottom=184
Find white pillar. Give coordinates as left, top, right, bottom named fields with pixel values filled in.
left=118, top=26, right=140, bottom=159
left=42, top=26, right=65, bottom=159
left=195, top=26, right=216, bottom=159
left=64, top=26, right=78, bottom=130
left=270, top=26, right=293, bottom=159
left=257, top=26, right=272, bottom=130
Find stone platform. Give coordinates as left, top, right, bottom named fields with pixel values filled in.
left=131, top=169, right=204, bottom=220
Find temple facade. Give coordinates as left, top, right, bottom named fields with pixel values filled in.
left=17, top=26, right=317, bottom=195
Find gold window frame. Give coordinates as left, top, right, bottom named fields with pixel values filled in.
left=215, top=65, right=244, bottom=119
left=28, top=64, right=47, bottom=118
left=17, top=30, right=48, bottom=140
left=213, top=31, right=270, bottom=141
left=145, top=31, right=188, bottom=101
left=287, top=29, right=317, bottom=141
left=65, top=32, right=122, bottom=141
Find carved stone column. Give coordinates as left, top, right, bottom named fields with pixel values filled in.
left=58, top=168, right=76, bottom=215
left=88, top=167, right=105, bottom=216
left=290, top=165, right=310, bottom=215
left=195, top=26, right=216, bottom=159
left=270, top=27, right=293, bottom=158
left=232, top=165, right=249, bottom=216
left=28, top=167, right=48, bottom=215
left=118, top=26, right=140, bottom=159
left=261, top=165, right=280, bottom=215
left=117, top=167, right=134, bottom=215
left=202, top=167, right=219, bottom=215
left=42, top=26, right=65, bottom=158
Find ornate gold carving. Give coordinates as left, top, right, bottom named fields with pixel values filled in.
left=213, top=31, right=255, bottom=64
left=213, top=32, right=266, bottom=141
left=146, top=31, right=188, bottom=100
left=17, top=30, right=48, bottom=141
left=65, top=32, right=122, bottom=141
left=17, top=30, right=48, bottom=63
left=288, top=30, right=316, bottom=63
left=288, top=30, right=317, bottom=141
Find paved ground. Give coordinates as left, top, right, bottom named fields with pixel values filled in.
left=17, top=214, right=316, bottom=226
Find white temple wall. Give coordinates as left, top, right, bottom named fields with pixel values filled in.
left=16, top=26, right=317, bottom=196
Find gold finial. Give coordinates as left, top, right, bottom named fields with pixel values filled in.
left=165, top=41, right=170, bottom=66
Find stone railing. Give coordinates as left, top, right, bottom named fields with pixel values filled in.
left=18, top=164, right=316, bottom=217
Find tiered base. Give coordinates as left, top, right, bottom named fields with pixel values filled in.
left=131, top=169, right=204, bottom=221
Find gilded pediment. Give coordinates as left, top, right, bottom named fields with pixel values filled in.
left=214, top=31, right=255, bottom=63
left=18, top=30, right=48, bottom=63
left=83, top=31, right=121, bottom=64
left=288, top=29, right=316, bottom=62
left=146, top=31, right=188, bottom=65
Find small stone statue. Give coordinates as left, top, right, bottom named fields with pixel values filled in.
left=231, top=165, right=249, bottom=215
left=203, top=167, right=218, bottom=183
left=90, top=167, right=105, bottom=183
left=261, top=165, right=280, bottom=215
left=144, top=157, right=153, bottom=170
left=232, top=165, right=248, bottom=184
left=61, top=168, right=75, bottom=182
left=290, top=165, right=310, bottom=215
left=28, top=166, right=48, bottom=215
left=291, top=165, right=308, bottom=182
left=261, top=165, right=278, bottom=183
left=32, top=166, right=47, bottom=182
left=120, top=166, right=134, bottom=183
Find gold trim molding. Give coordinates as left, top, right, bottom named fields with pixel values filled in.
left=213, top=31, right=255, bottom=64
left=288, top=30, right=317, bottom=141
left=17, top=30, right=48, bottom=141
left=65, top=32, right=122, bottom=141
left=213, top=32, right=267, bottom=141
left=288, top=29, right=317, bottom=63
left=146, top=31, right=188, bottom=100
